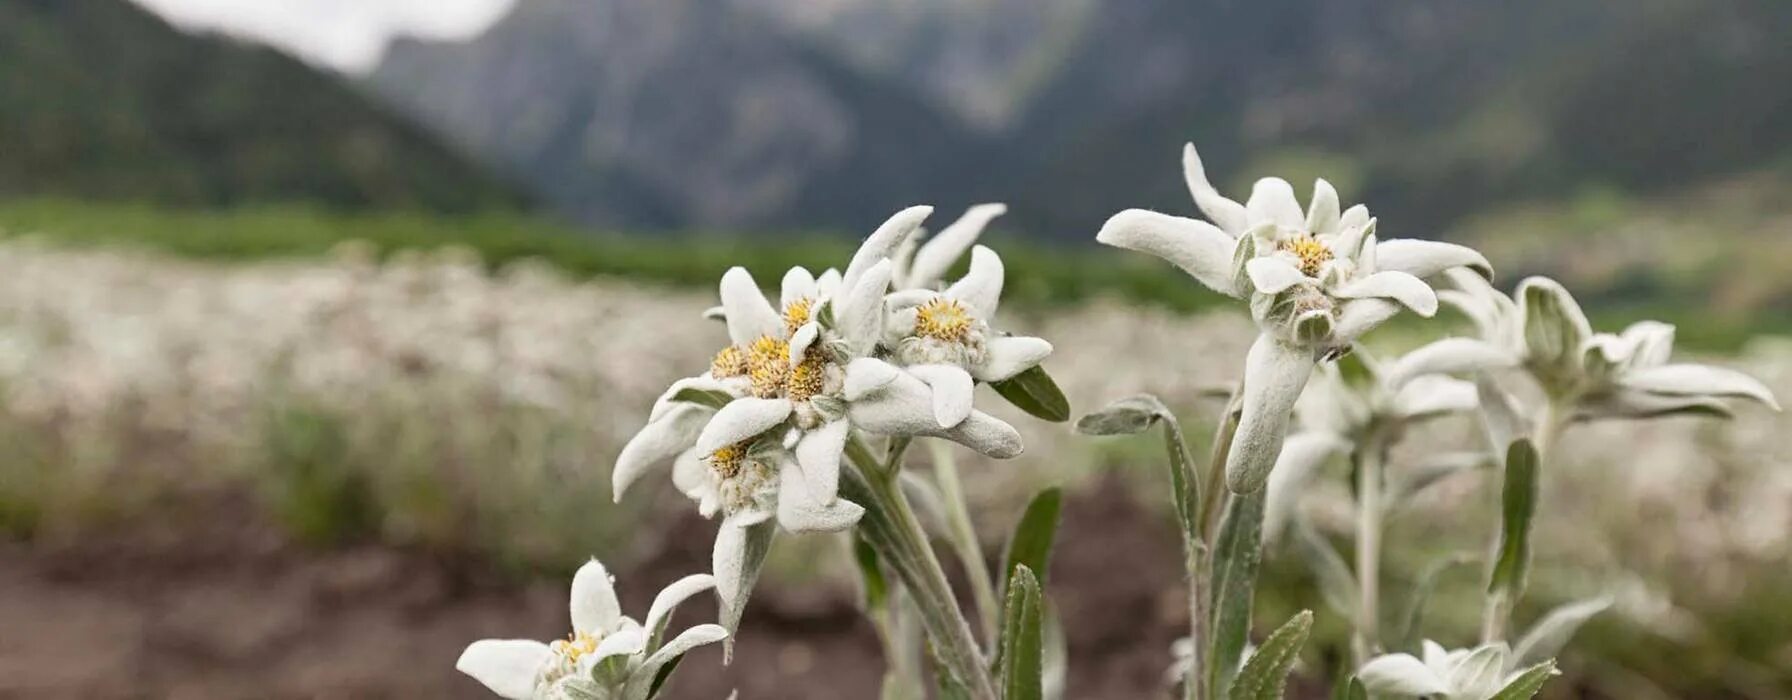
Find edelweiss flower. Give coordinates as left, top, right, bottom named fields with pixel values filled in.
left=1357, top=641, right=1548, bottom=700
left=615, top=208, right=1026, bottom=533
left=888, top=203, right=1008, bottom=291
left=883, top=244, right=1053, bottom=427
left=1263, top=345, right=1509, bottom=543
left=1443, top=270, right=1780, bottom=419
left=611, top=207, right=1031, bottom=640
left=1097, top=143, right=1493, bottom=493
left=457, top=559, right=724, bottom=700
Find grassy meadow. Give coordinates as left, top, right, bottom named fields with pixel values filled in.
left=1, top=199, right=1790, bottom=697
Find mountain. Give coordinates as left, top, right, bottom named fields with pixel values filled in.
left=370, top=0, right=986, bottom=232
left=0, top=0, right=520, bottom=212
left=369, top=0, right=1792, bottom=237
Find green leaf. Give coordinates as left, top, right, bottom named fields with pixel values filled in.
left=1073, top=395, right=1162, bottom=435
left=1488, top=439, right=1540, bottom=598
left=1488, top=659, right=1559, bottom=700
left=644, top=654, right=683, bottom=699
left=1075, top=394, right=1198, bottom=544
left=852, top=534, right=888, bottom=610
left=998, top=565, right=1045, bottom=700
left=1329, top=677, right=1367, bottom=700
left=1225, top=610, right=1314, bottom=700
left=1002, top=487, right=1063, bottom=598
left=991, top=365, right=1071, bottom=422
left=1209, top=489, right=1267, bottom=697
left=669, top=386, right=734, bottom=409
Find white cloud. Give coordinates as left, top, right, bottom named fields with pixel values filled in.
left=127, top=0, right=517, bottom=73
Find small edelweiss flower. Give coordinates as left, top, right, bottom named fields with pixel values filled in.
left=457, top=559, right=724, bottom=700
left=887, top=203, right=1008, bottom=291
left=1443, top=269, right=1781, bottom=419
left=1096, top=143, right=1495, bottom=493
left=1357, top=641, right=1552, bottom=700
left=1263, top=345, right=1514, bottom=543
left=883, top=245, right=1053, bottom=427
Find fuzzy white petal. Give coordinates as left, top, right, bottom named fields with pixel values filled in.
left=838, top=259, right=894, bottom=353
left=794, top=419, right=850, bottom=502
left=907, top=364, right=976, bottom=427
left=581, top=624, right=647, bottom=676
left=844, top=205, right=932, bottom=293
left=1264, top=431, right=1350, bottom=544
left=1334, top=298, right=1404, bottom=342
left=1335, top=270, right=1438, bottom=317
left=1338, top=204, right=1370, bottom=231
left=1096, top=209, right=1242, bottom=297
left=1374, top=239, right=1494, bottom=280
left=1619, top=321, right=1677, bottom=370
left=615, top=404, right=711, bottom=499
left=642, top=574, right=716, bottom=647
left=848, top=370, right=1022, bottom=457
left=815, top=268, right=842, bottom=298
left=780, top=267, right=817, bottom=308
left=570, top=559, right=622, bottom=636
left=909, top=203, right=1005, bottom=290
left=671, top=447, right=709, bottom=501
left=629, top=624, right=729, bottom=697
left=649, top=375, right=738, bottom=423
left=719, top=267, right=782, bottom=346
left=1382, top=337, right=1519, bottom=390
left=1306, top=178, right=1341, bottom=234
left=456, top=640, right=552, bottom=700
left=713, top=516, right=777, bottom=643
left=944, top=245, right=1006, bottom=319
left=1393, top=375, right=1480, bottom=420
left=1246, top=256, right=1308, bottom=294
left=843, top=357, right=903, bottom=401
left=1225, top=335, right=1317, bottom=493
left=776, top=461, right=865, bottom=533
left=1183, top=143, right=1250, bottom=236
left=1622, top=364, right=1781, bottom=410
left=1517, top=277, right=1593, bottom=366
left=694, top=398, right=793, bottom=455
left=1444, top=643, right=1511, bottom=700
left=1247, top=177, right=1304, bottom=230
left=788, top=322, right=819, bottom=365
left=1358, top=653, right=1451, bottom=696
left=974, top=336, right=1053, bottom=383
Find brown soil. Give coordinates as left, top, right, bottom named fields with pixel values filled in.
left=0, top=479, right=1198, bottom=699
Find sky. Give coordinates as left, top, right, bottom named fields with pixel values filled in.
left=126, top=0, right=518, bottom=74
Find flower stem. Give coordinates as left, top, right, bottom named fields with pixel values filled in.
left=1191, top=391, right=1243, bottom=700
left=1480, top=401, right=1566, bottom=643
left=929, top=440, right=1001, bottom=645
left=843, top=436, right=997, bottom=700
left=1351, top=434, right=1386, bottom=666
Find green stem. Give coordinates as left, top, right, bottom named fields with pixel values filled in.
left=1352, top=434, right=1387, bottom=665
left=1480, top=401, right=1566, bottom=643
left=1193, top=392, right=1243, bottom=700
left=929, top=441, right=1001, bottom=646
left=843, top=436, right=997, bottom=700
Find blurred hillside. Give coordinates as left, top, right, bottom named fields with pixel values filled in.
left=370, top=0, right=1792, bottom=236
left=0, top=0, right=521, bottom=212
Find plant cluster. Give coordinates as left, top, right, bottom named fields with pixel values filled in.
left=444, top=143, right=1779, bottom=699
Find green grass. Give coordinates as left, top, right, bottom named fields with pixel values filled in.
left=0, top=197, right=1779, bottom=351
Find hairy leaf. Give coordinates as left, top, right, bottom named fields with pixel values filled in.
left=669, top=386, right=734, bottom=409
left=1488, top=440, right=1540, bottom=598
left=1002, top=488, right=1063, bottom=598
left=998, top=565, right=1045, bottom=700
left=1226, top=610, right=1314, bottom=700
left=1210, top=489, right=1267, bottom=696
left=1489, top=659, right=1559, bottom=700
left=992, top=365, right=1071, bottom=422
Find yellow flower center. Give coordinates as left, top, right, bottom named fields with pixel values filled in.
left=786, top=350, right=828, bottom=402
left=914, top=298, right=974, bottom=344
left=551, top=630, right=602, bottom=663
left=783, top=297, right=814, bottom=335
left=746, top=335, right=790, bottom=399
left=710, top=345, right=748, bottom=377
left=707, top=442, right=749, bottom=479
left=1281, top=234, right=1333, bottom=277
